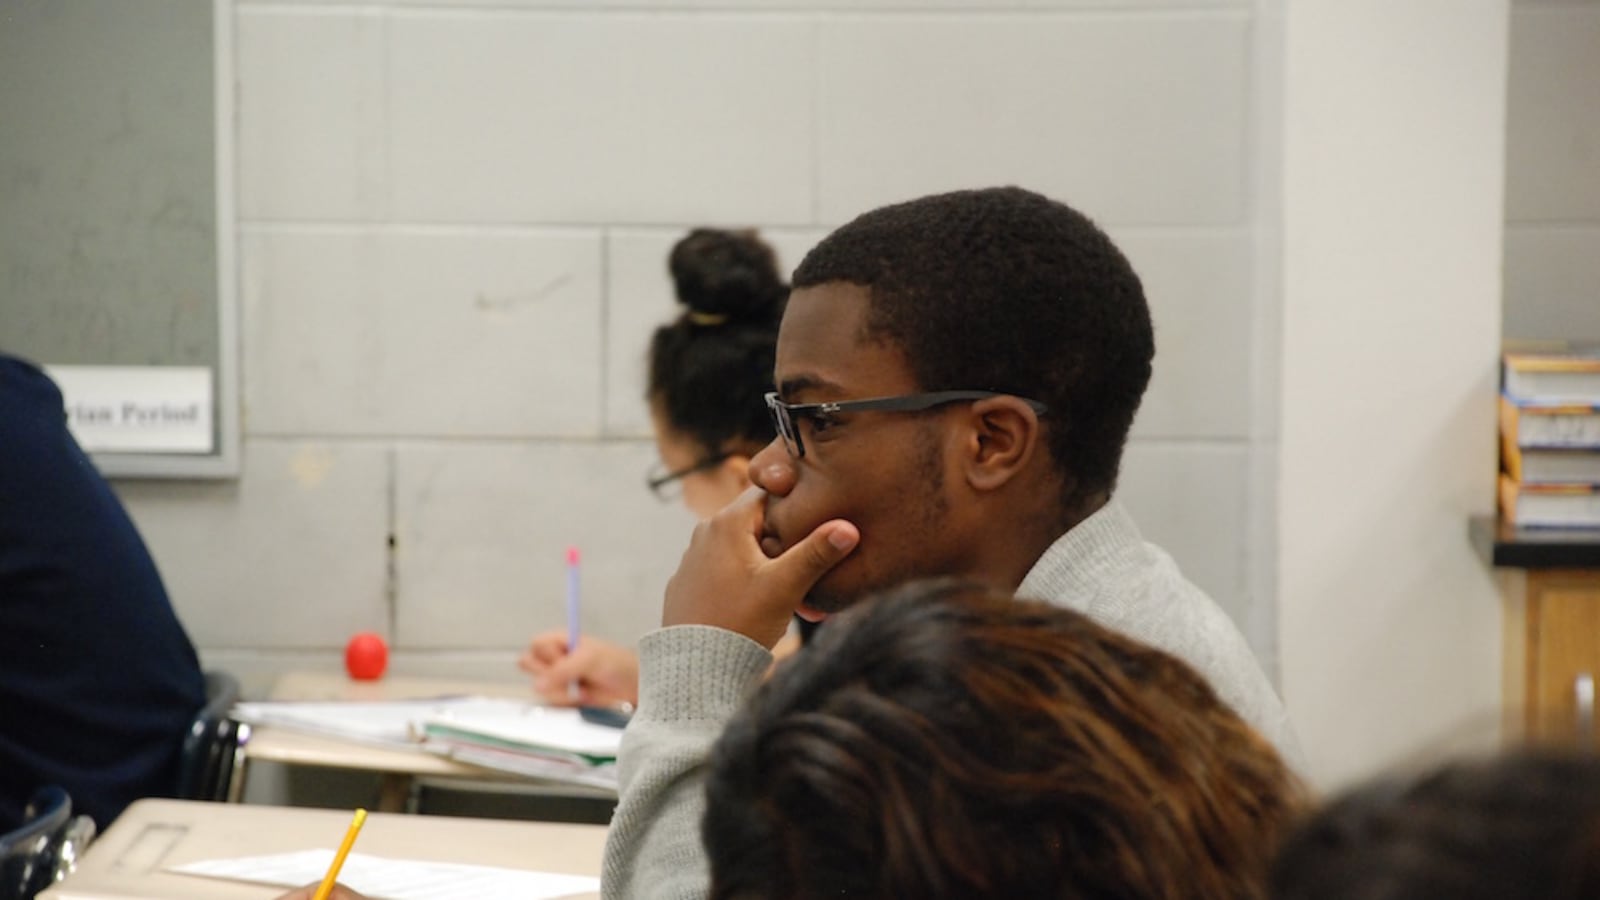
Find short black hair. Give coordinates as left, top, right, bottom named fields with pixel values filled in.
left=793, top=186, right=1152, bottom=515
left=648, top=229, right=787, bottom=456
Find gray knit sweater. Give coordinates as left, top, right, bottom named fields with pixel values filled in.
left=601, top=500, right=1301, bottom=900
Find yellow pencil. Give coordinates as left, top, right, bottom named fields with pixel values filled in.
left=311, top=807, right=368, bottom=900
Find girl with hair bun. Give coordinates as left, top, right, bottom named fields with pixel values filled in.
left=647, top=228, right=786, bottom=520
left=520, top=228, right=791, bottom=708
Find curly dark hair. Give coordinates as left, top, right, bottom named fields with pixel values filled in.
left=648, top=228, right=787, bottom=456
left=1271, top=750, right=1600, bottom=900
left=704, top=580, right=1302, bottom=900
left=792, top=186, right=1152, bottom=516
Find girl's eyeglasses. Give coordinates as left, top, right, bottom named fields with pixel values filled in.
left=646, top=452, right=733, bottom=500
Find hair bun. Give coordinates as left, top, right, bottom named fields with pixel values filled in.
left=668, top=228, right=786, bottom=325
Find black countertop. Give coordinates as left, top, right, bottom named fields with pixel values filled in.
left=1470, top=515, right=1600, bottom=569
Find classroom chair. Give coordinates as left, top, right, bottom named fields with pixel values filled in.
left=0, top=786, right=95, bottom=900
left=175, top=670, right=250, bottom=802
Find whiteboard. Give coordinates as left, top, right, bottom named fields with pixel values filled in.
left=0, top=0, right=239, bottom=477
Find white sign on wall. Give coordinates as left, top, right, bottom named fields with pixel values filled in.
left=45, top=365, right=214, bottom=454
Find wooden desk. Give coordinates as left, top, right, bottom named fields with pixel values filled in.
left=1471, top=516, right=1600, bottom=743
left=239, top=673, right=614, bottom=813
left=267, top=673, right=534, bottom=704
left=39, top=798, right=604, bottom=899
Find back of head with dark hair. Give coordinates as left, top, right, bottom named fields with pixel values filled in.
left=649, top=228, right=787, bottom=456
left=792, top=186, right=1153, bottom=517
left=704, top=580, right=1302, bottom=900
left=1271, top=750, right=1600, bottom=900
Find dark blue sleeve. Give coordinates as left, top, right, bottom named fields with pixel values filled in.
left=0, top=354, right=205, bottom=831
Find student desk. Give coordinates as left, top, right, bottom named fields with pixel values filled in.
left=266, top=673, right=533, bottom=704
left=38, top=798, right=605, bottom=899
left=238, top=673, right=616, bottom=814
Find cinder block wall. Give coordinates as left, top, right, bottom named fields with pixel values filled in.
left=113, top=0, right=1281, bottom=698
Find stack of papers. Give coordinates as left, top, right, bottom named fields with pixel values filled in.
left=232, top=697, right=623, bottom=790
left=232, top=698, right=460, bottom=749
left=422, top=703, right=622, bottom=790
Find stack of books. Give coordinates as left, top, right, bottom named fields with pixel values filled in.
left=420, top=703, right=622, bottom=790
left=232, top=696, right=622, bottom=790
left=1498, top=342, right=1600, bottom=528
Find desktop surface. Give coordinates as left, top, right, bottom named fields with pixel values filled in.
left=40, top=798, right=605, bottom=900
left=268, top=672, right=534, bottom=704
left=238, top=672, right=615, bottom=813
left=1470, top=514, right=1600, bottom=569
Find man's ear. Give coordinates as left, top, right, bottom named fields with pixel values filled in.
left=960, top=396, right=1045, bottom=492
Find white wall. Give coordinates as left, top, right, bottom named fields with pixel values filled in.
left=113, top=0, right=1282, bottom=699
left=1276, top=1, right=1509, bottom=788
left=1504, top=0, right=1600, bottom=341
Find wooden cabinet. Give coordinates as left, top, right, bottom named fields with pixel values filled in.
left=1474, top=518, right=1600, bottom=743
left=1503, top=570, right=1600, bottom=739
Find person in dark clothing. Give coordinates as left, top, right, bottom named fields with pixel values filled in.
left=0, top=352, right=205, bottom=831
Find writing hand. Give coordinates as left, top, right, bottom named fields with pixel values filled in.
left=663, top=487, right=859, bottom=648
left=518, top=632, right=640, bottom=707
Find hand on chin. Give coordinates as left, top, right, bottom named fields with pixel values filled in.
left=663, top=486, right=858, bottom=649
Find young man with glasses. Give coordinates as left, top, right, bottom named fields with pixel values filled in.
left=602, top=187, right=1299, bottom=900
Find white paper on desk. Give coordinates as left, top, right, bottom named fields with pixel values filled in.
left=231, top=697, right=553, bottom=750
left=170, top=849, right=599, bottom=900
left=423, top=704, right=623, bottom=759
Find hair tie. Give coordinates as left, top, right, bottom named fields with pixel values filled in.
left=687, top=311, right=730, bottom=326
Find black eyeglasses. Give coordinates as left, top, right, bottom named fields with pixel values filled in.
left=764, top=390, right=1047, bottom=459
left=646, top=452, right=733, bottom=500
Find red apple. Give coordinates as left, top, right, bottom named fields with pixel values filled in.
left=345, top=632, right=388, bottom=681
